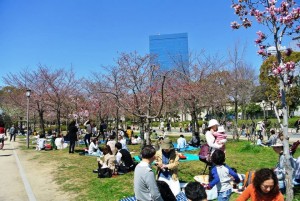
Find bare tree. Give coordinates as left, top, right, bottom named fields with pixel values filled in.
left=94, top=52, right=168, bottom=145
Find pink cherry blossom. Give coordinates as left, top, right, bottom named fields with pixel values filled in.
left=231, top=21, right=240, bottom=29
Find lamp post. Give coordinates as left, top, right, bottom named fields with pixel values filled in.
left=26, top=89, right=31, bottom=148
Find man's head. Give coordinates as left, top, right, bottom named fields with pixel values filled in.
left=115, top=142, right=122, bottom=150
left=185, top=182, right=207, bottom=201
left=141, top=145, right=156, bottom=162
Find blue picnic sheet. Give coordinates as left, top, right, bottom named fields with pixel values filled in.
left=173, top=143, right=199, bottom=151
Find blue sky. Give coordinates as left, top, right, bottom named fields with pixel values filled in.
left=0, top=0, right=289, bottom=87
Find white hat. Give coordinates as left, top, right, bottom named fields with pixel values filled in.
left=217, top=125, right=225, bottom=133
left=208, top=119, right=219, bottom=128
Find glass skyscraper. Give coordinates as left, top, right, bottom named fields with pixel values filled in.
left=149, top=33, right=189, bottom=74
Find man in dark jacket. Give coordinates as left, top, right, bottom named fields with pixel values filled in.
left=115, top=142, right=135, bottom=173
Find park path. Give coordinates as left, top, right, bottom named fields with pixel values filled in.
left=0, top=138, right=71, bottom=201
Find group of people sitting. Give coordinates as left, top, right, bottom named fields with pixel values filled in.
left=132, top=136, right=286, bottom=201
left=90, top=138, right=136, bottom=176
left=34, top=133, right=67, bottom=151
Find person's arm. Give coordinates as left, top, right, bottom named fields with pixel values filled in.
left=165, top=151, right=179, bottom=170
left=226, top=165, right=240, bottom=183
left=236, top=184, right=252, bottom=201
left=208, top=167, right=220, bottom=188
left=116, top=152, right=122, bottom=164
left=144, top=170, right=164, bottom=201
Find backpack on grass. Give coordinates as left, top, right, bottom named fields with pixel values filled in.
left=198, top=143, right=211, bottom=161
left=243, top=171, right=255, bottom=189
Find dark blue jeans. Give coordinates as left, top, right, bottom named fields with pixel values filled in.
left=10, top=134, right=16, bottom=141
left=69, top=140, right=76, bottom=153
left=84, top=134, right=91, bottom=147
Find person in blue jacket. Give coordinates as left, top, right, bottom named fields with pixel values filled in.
left=204, top=149, right=240, bottom=201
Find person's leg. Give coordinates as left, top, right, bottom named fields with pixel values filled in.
left=217, top=189, right=232, bottom=201
left=69, top=141, right=74, bottom=153
left=84, top=134, right=88, bottom=148
left=87, top=134, right=91, bottom=145
left=13, top=134, right=16, bottom=141
left=10, top=134, right=13, bottom=141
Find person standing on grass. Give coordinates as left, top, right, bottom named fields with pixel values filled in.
left=83, top=120, right=93, bottom=148
left=68, top=121, right=78, bottom=154
left=203, top=149, right=240, bottom=201
left=205, top=119, right=224, bottom=155
left=134, top=145, right=163, bottom=201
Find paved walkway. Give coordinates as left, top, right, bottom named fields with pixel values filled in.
left=0, top=139, right=36, bottom=201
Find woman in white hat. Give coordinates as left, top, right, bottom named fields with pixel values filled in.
left=155, top=138, right=180, bottom=196
left=205, top=119, right=224, bottom=156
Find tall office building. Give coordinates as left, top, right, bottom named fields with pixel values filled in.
left=149, top=33, right=189, bottom=74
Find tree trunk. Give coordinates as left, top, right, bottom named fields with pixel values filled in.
left=38, top=110, right=45, bottom=135
left=280, top=79, right=294, bottom=201
left=56, top=107, right=61, bottom=132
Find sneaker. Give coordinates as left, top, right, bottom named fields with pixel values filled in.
left=93, top=169, right=98, bottom=173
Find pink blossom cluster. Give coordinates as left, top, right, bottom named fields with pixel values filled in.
left=279, top=14, right=294, bottom=27
left=256, top=31, right=266, bottom=41
left=232, top=3, right=243, bottom=15
left=243, top=18, right=252, bottom=28
left=231, top=21, right=240, bottom=29
left=271, top=61, right=295, bottom=76
left=255, top=31, right=268, bottom=56
left=251, top=9, right=264, bottom=22
left=292, top=8, right=300, bottom=19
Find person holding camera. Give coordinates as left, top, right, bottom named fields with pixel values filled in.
left=155, top=137, right=180, bottom=196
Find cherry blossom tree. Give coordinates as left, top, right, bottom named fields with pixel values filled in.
left=171, top=52, right=227, bottom=133
left=231, top=0, right=300, bottom=199
left=37, top=65, right=80, bottom=132
left=95, top=52, right=168, bottom=145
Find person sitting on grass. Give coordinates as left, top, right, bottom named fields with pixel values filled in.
left=156, top=180, right=176, bottom=201
left=272, top=142, right=296, bottom=194
left=236, top=168, right=284, bottom=201
left=177, top=134, right=187, bottom=152
left=134, top=145, right=163, bottom=201
left=256, top=135, right=267, bottom=147
left=106, top=135, right=117, bottom=154
left=185, top=182, right=208, bottom=201
left=203, top=149, right=240, bottom=201
left=36, top=134, right=46, bottom=151
left=115, top=142, right=135, bottom=173
left=266, top=129, right=277, bottom=146
left=95, top=145, right=116, bottom=174
left=88, top=138, right=101, bottom=156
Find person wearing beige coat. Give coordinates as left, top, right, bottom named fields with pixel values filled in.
left=155, top=138, right=180, bottom=196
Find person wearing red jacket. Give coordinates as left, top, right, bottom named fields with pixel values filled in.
left=0, top=121, right=5, bottom=149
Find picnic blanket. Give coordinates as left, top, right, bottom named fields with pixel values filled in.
left=173, top=143, right=199, bottom=151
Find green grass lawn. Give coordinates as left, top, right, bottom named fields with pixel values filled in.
left=19, top=136, right=300, bottom=201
